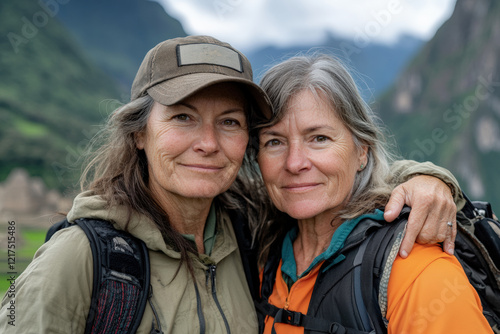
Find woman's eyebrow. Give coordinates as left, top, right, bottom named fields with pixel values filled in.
left=174, top=102, right=244, bottom=115
left=303, top=125, right=336, bottom=134
left=220, top=108, right=246, bottom=115
left=260, top=125, right=336, bottom=136
left=259, top=129, right=282, bottom=137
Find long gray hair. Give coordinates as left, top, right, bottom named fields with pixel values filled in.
left=254, top=54, right=397, bottom=264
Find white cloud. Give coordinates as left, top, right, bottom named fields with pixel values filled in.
left=156, top=0, right=456, bottom=53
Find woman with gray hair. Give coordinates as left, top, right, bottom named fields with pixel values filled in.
left=255, top=54, right=491, bottom=333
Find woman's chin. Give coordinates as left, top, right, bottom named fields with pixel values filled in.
left=281, top=204, right=325, bottom=221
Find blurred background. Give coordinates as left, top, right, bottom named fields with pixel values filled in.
left=0, top=0, right=499, bottom=292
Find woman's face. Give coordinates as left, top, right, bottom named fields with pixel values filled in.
left=258, top=89, right=367, bottom=220
left=136, top=83, right=249, bottom=202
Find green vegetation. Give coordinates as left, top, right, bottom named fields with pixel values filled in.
left=14, top=118, right=49, bottom=137
left=0, top=227, right=47, bottom=296
left=0, top=0, right=122, bottom=191
left=57, top=0, right=187, bottom=89
left=0, top=0, right=188, bottom=192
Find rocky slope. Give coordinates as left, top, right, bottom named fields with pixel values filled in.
left=376, top=0, right=500, bottom=208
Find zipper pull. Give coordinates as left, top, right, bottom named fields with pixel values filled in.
left=209, top=265, right=217, bottom=293
left=205, top=268, right=210, bottom=288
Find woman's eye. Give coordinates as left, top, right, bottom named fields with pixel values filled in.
left=221, top=119, right=240, bottom=127
left=173, top=114, right=190, bottom=121
left=314, top=135, right=329, bottom=142
left=265, top=139, right=281, bottom=147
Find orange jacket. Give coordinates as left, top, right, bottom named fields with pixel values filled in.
left=263, top=243, right=492, bottom=334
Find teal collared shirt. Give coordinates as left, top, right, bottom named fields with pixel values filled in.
left=281, top=209, right=385, bottom=286
left=182, top=204, right=217, bottom=255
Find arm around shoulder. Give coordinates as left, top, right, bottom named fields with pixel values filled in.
left=0, top=226, right=93, bottom=333
left=388, top=159, right=465, bottom=210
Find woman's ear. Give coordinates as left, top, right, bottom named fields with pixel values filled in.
left=135, top=131, right=145, bottom=150
left=358, top=144, right=369, bottom=170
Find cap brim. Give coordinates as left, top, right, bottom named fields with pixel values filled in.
left=147, top=73, right=272, bottom=119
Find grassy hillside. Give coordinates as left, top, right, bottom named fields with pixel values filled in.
left=0, top=0, right=122, bottom=191
left=0, top=227, right=47, bottom=296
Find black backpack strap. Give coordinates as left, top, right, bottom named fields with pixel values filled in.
left=352, top=233, right=376, bottom=331
left=227, top=208, right=260, bottom=300
left=46, top=218, right=150, bottom=334
left=267, top=307, right=370, bottom=334
left=75, top=218, right=150, bottom=334
left=256, top=296, right=370, bottom=334
left=359, top=210, right=409, bottom=334
left=45, top=218, right=72, bottom=242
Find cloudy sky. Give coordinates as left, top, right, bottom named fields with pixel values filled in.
left=156, top=0, right=457, bottom=54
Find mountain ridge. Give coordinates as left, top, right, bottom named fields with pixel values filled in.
left=247, top=32, right=424, bottom=99
left=56, top=0, right=186, bottom=91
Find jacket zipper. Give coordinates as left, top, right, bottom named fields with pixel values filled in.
left=282, top=265, right=319, bottom=311
left=194, top=281, right=206, bottom=334
left=208, top=265, right=231, bottom=334
left=148, top=285, right=164, bottom=334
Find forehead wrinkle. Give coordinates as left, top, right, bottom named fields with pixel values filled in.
left=286, top=105, right=338, bottom=137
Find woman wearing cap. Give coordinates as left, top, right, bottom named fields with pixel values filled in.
left=0, top=36, right=461, bottom=333
left=255, top=54, right=491, bottom=333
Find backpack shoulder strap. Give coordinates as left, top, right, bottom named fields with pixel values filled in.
left=46, top=218, right=150, bottom=334
left=359, top=208, right=409, bottom=333
left=45, top=217, right=72, bottom=242
left=227, top=208, right=260, bottom=300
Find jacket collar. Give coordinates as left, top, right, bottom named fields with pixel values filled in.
left=67, top=191, right=238, bottom=263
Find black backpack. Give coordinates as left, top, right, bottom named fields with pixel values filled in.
left=453, top=195, right=500, bottom=332
left=45, top=210, right=259, bottom=334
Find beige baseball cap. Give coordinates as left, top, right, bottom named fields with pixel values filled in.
left=131, top=35, right=272, bottom=119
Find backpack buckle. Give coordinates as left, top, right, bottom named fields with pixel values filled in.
left=329, top=322, right=347, bottom=334
left=281, top=309, right=303, bottom=326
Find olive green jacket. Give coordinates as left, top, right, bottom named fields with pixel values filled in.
left=0, top=160, right=462, bottom=333
left=0, top=191, right=258, bottom=333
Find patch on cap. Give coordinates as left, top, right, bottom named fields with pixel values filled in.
left=177, top=43, right=243, bottom=72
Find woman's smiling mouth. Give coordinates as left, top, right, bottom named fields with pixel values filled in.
left=282, top=183, right=321, bottom=192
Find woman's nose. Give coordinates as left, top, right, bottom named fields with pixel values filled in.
left=193, top=124, right=220, bottom=154
left=285, top=142, right=311, bottom=173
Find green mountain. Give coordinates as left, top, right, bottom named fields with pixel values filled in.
left=56, top=0, right=186, bottom=91
left=376, top=0, right=500, bottom=209
left=0, top=0, right=122, bottom=191
left=0, top=0, right=188, bottom=193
